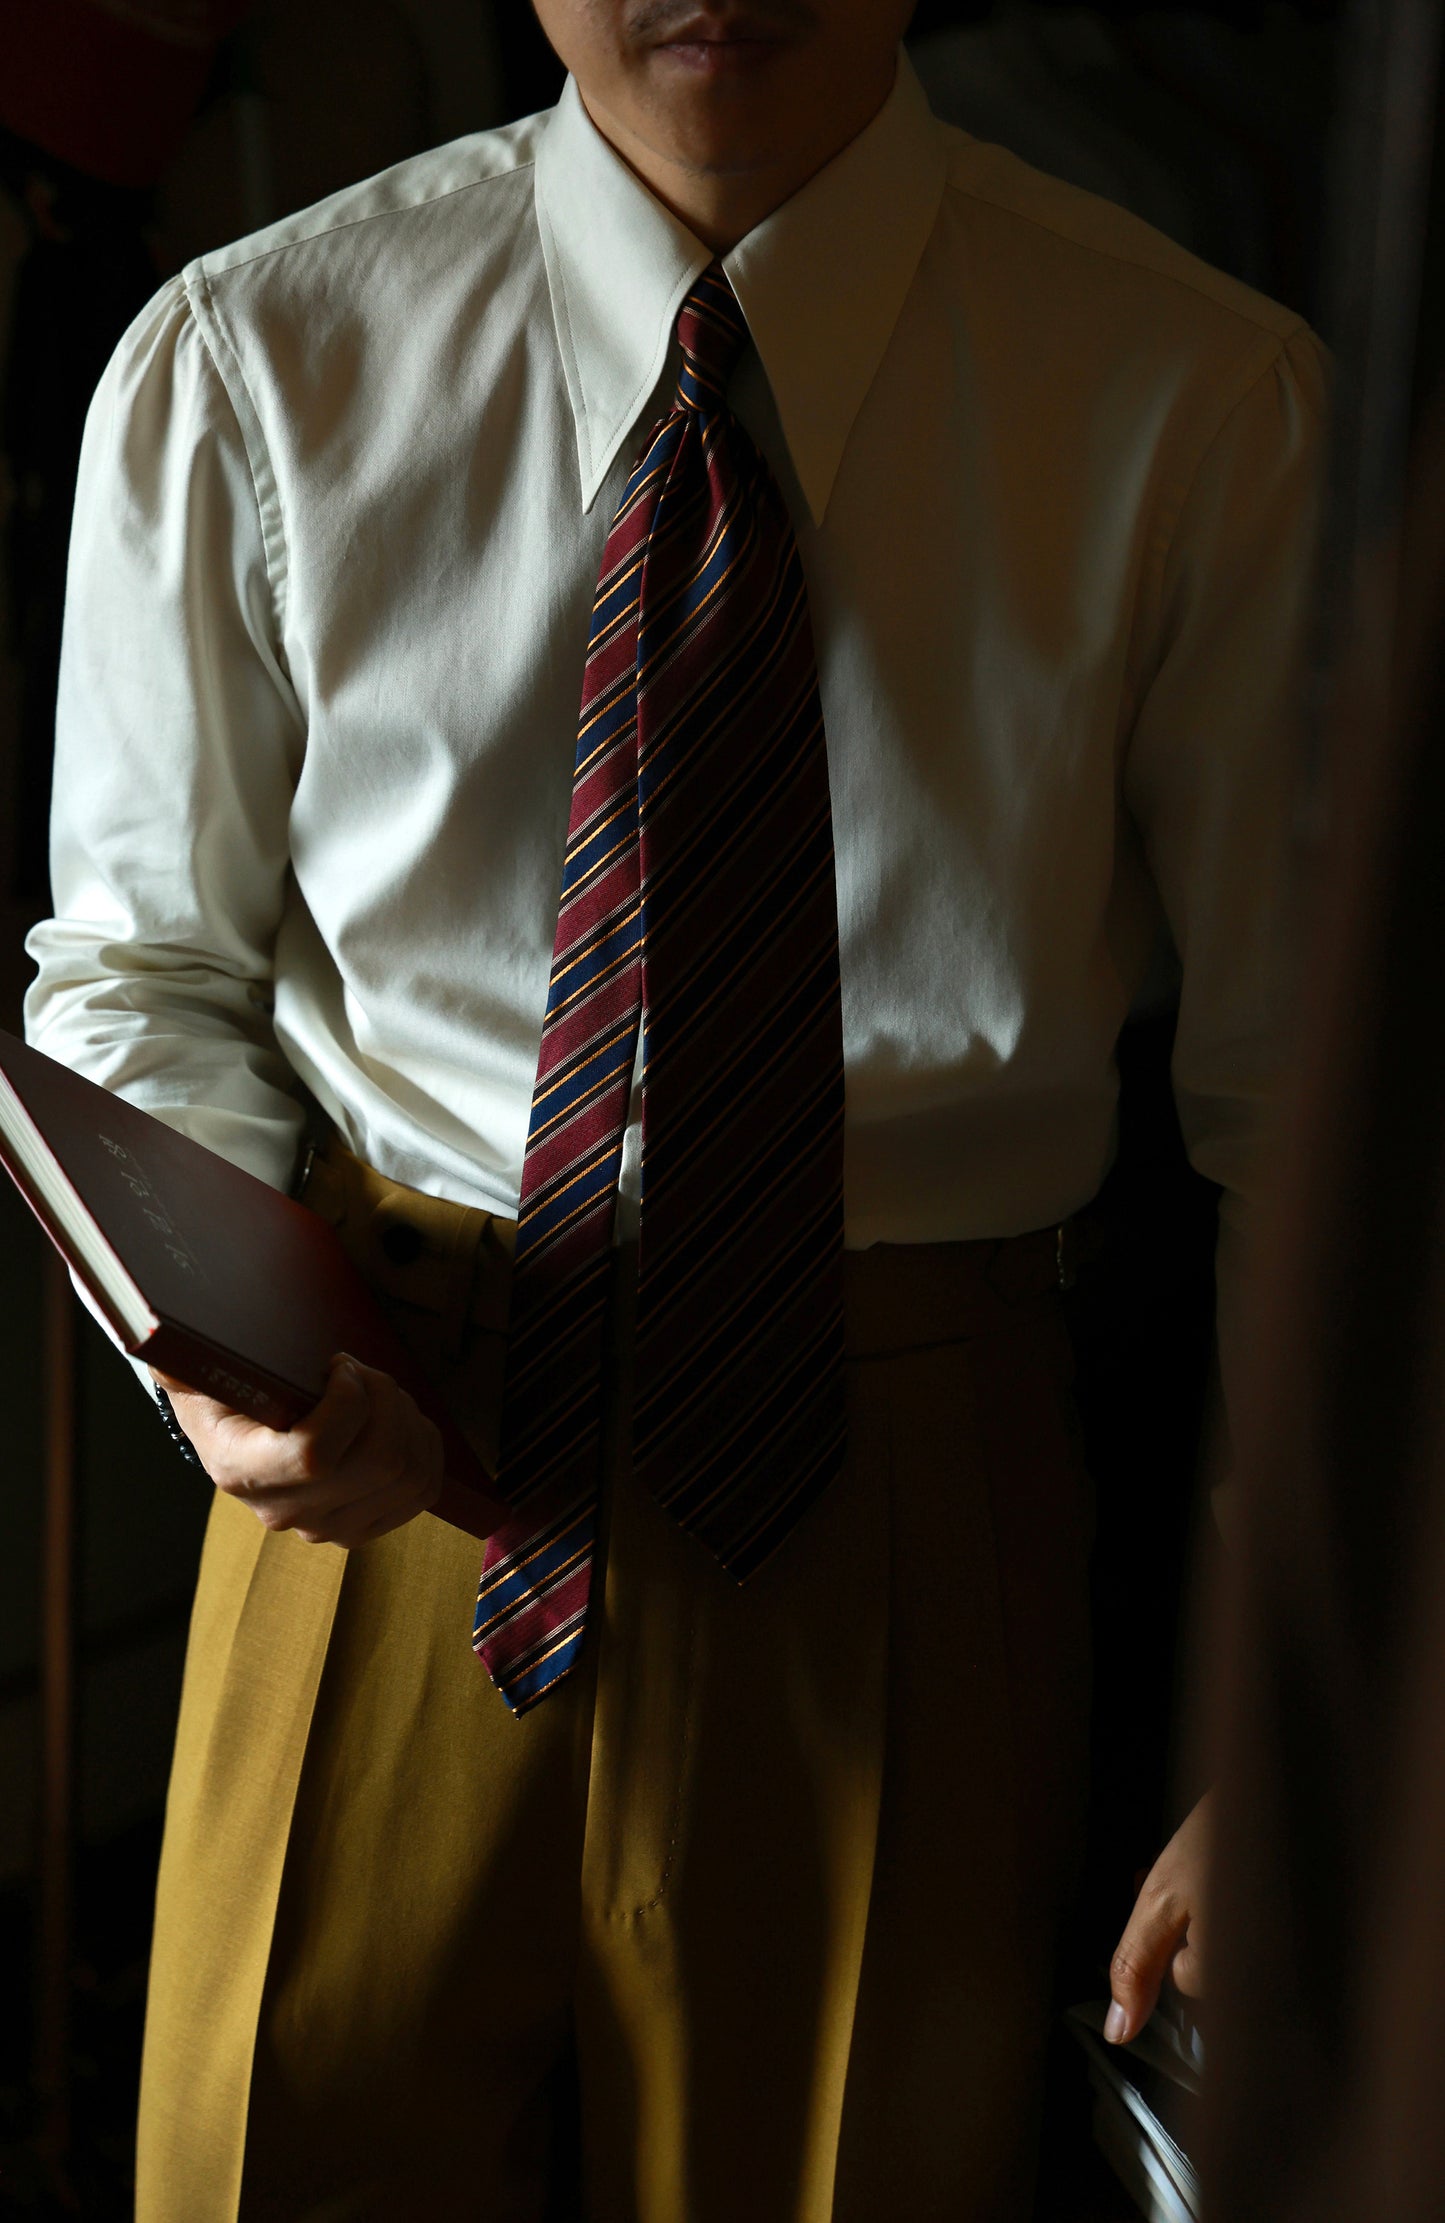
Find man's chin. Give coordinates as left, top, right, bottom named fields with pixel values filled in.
left=636, top=78, right=799, bottom=178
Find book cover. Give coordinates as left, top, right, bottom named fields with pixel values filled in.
left=0, top=1029, right=509, bottom=1540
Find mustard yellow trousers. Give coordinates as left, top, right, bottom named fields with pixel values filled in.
left=137, top=1141, right=1093, bottom=2222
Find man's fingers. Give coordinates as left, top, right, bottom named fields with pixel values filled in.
left=1106, top=1885, right=1191, bottom=2045
left=309, top=1463, right=435, bottom=1550
left=161, top=1356, right=375, bottom=1492
left=201, top=1358, right=375, bottom=1507
left=242, top=1361, right=392, bottom=1526
left=161, top=1346, right=441, bottom=1544
left=256, top=1374, right=443, bottom=1545
left=332, top=1382, right=444, bottom=1545
left=152, top=1369, right=252, bottom=1443
left=357, top=1405, right=444, bottom=1539
left=284, top=1353, right=373, bottom=1476
left=149, top=1366, right=196, bottom=1402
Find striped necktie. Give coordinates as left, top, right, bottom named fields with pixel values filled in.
left=475, top=265, right=846, bottom=1715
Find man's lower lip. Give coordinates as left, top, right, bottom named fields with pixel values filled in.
left=656, top=37, right=783, bottom=72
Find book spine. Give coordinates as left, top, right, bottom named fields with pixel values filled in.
left=139, top=1320, right=310, bottom=1431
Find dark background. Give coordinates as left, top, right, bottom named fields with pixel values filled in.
left=0, top=2, right=1343, bottom=2213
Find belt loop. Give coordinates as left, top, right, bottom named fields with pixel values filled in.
left=439, top=1211, right=487, bottom=1362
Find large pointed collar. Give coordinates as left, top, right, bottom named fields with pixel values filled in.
left=534, top=53, right=948, bottom=525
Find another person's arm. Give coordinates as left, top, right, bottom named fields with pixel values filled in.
left=1105, top=323, right=1329, bottom=2039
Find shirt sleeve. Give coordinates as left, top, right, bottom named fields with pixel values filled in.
left=1122, top=322, right=1329, bottom=1445
left=24, top=272, right=308, bottom=1192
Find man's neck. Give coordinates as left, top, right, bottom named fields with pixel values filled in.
left=575, top=70, right=895, bottom=254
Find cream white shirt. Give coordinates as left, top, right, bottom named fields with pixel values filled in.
left=26, top=56, right=1326, bottom=1396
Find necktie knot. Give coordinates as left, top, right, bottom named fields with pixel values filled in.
left=674, top=265, right=748, bottom=412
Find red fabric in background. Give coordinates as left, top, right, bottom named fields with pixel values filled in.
left=0, top=0, right=252, bottom=188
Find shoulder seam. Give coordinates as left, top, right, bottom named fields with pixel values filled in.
left=1126, top=330, right=1310, bottom=729
left=198, top=156, right=537, bottom=283
left=939, top=165, right=1306, bottom=345
left=183, top=264, right=294, bottom=654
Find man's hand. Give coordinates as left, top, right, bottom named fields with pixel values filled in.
left=151, top=1353, right=444, bottom=1549
left=1105, top=1790, right=1210, bottom=2044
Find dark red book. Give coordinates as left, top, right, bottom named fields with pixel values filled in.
left=0, top=1029, right=508, bottom=1540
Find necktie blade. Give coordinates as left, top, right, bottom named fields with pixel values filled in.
left=481, top=267, right=845, bottom=1713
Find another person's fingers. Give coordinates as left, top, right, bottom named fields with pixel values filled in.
left=1106, top=1792, right=1211, bottom=2044
left=1171, top=1923, right=1205, bottom=1999
left=1107, top=1878, right=1191, bottom=2045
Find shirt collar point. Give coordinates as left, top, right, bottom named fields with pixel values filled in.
left=578, top=455, right=613, bottom=515
left=544, top=54, right=945, bottom=528
left=795, top=465, right=834, bottom=532
left=720, top=53, right=946, bottom=525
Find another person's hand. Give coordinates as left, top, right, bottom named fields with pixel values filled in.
left=1105, top=1789, right=1210, bottom=2044
left=151, top=1353, right=444, bottom=1549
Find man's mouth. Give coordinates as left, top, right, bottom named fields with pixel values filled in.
left=659, top=36, right=782, bottom=70
left=638, top=4, right=805, bottom=72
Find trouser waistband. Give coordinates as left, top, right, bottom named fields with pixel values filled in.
left=298, top=1131, right=1076, bottom=1361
